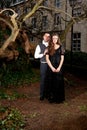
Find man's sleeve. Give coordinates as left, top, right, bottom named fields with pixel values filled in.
left=34, top=45, right=43, bottom=59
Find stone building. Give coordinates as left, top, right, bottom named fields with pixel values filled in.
left=6, top=0, right=87, bottom=53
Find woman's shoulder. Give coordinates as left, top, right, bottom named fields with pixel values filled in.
left=60, top=44, right=65, bottom=54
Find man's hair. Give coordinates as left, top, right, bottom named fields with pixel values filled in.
left=44, top=33, right=50, bottom=37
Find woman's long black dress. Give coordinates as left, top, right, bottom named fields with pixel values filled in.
left=46, top=45, right=65, bottom=103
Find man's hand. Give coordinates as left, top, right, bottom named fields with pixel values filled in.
left=43, top=49, right=48, bottom=56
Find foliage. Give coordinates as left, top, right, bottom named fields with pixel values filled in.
left=0, top=25, right=11, bottom=46
left=64, top=51, right=87, bottom=67
left=0, top=106, right=25, bottom=129
left=0, top=90, right=25, bottom=100
left=0, top=48, right=40, bottom=87
left=78, top=105, right=87, bottom=112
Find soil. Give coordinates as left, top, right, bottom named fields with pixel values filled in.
left=1, top=70, right=87, bottom=130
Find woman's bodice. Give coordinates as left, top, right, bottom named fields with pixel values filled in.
left=49, top=45, right=64, bottom=68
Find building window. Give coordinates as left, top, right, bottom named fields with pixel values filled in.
left=31, top=1, right=36, bottom=8
left=23, top=7, right=29, bottom=14
left=54, top=0, right=60, bottom=8
left=77, top=0, right=82, bottom=4
left=42, top=16, right=48, bottom=28
left=11, top=0, right=26, bottom=5
left=12, top=0, right=23, bottom=4
left=43, top=0, right=48, bottom=6
left=54, top=13, right=61, bottom=25
left=16, top=8, right=21, bottom=15
left=73, top=32, right=81, bottom=51
left=30, top=36, right=34, bottom=42
left=32, top=18, right=37, bottom=28
left=73, top=7, right=82, bottom=16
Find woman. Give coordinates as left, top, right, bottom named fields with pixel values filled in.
left=46, top=33, right=65, bottom=103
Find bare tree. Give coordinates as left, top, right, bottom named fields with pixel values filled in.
left=0, top=0, right=86, bottom=60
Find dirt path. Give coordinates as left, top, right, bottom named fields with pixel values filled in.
left=1, top=72, right=87, bottom=130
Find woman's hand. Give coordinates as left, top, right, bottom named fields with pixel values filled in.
left=51, top=67, right=56, bottom=72
left=55, top=67, right=60, bottom=72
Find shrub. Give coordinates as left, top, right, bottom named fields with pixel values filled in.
left=0, top=106, right=25, bottom=129
left=64, top=51, right=87, bottom=67
left=0, top=50, right=34, bottom=87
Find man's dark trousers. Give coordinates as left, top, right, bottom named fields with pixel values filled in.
left=40, top=62, right=47, bottom=98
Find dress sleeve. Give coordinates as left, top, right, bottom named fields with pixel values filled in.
left=61, top=45, right=65, bottom=55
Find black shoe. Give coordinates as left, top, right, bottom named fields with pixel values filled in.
left=40, top=96, right=44, bottom=101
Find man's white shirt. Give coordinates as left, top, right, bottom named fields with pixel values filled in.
left=34, top=40, right=48, bottom=59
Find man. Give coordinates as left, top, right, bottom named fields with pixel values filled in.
left=34, top=33, right=50, bottom=100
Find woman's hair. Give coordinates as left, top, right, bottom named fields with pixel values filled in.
left=48, top=33, right=61, bottom=55
left=52, top=33, right=61, bottom=45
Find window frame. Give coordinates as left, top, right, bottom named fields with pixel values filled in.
left=72, top=32, right=81, bottom=52
left=32, top=17, right=37, bottom=29
left=54, top=0, right=60, bottom=8
left=73, top=7, right=82, bottom=17
left=54, top=13, right=61, bottom=25
left=42, top=16, right=48, bottom=28
left=43, top=0, right=48, bottom=6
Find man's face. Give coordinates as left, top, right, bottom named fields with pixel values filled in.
left=43, top=33, right=50, bottom=42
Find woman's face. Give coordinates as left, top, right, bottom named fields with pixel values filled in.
left=52, top=35, right=58, bottom=44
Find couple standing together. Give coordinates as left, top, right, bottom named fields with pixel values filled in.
left=34, top=33, right=65, bottom=104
